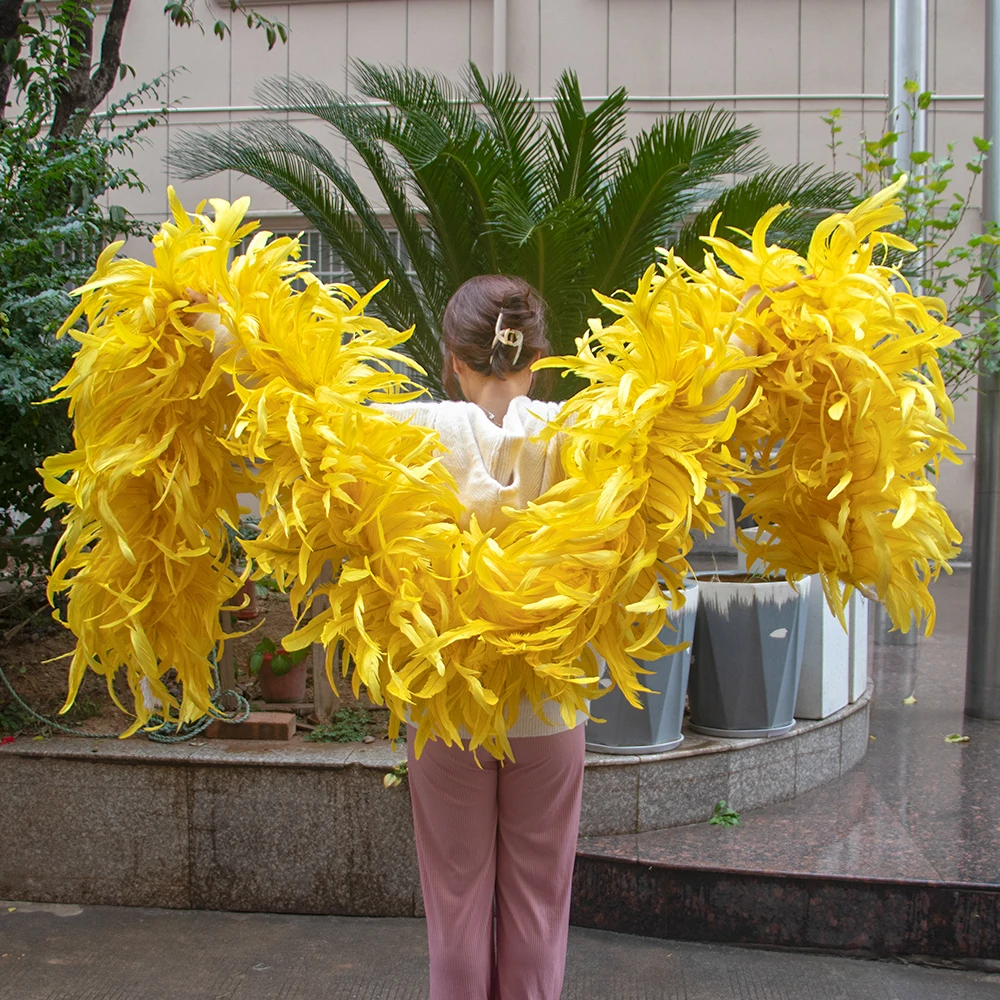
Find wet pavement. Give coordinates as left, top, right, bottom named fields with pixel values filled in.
left=608, top=569, right=1000, bottom=886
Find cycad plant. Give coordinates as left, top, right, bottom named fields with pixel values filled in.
left=174, top=63, right=854, bottom=398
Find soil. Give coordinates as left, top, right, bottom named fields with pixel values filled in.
left=0, top=580, right=378, bottom=740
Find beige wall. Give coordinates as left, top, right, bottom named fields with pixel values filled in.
left=105, top=0, right=986, bottom=550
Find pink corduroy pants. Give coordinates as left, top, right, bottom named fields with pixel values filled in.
left=407, top=725, right=586, bottom=1000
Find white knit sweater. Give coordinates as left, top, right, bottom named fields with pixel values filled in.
left=385, top=396, right=590, bottom=738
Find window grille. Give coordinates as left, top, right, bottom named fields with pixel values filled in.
left=236, top=227, right=415, bottom=286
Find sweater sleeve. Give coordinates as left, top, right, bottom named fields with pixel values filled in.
left=371, top=400, right=439, bottom=430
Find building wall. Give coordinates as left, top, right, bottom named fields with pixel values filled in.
left=106, top=0, right=986, bottom=549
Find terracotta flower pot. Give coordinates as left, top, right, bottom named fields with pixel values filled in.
left=233, top=578, right=259, bottom=620
left=257, top=651, right=308, bottom=704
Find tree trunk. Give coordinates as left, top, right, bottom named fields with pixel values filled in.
left=48, top=0, right=133, bottom=140
left=0, top=0, right=24, bottom=121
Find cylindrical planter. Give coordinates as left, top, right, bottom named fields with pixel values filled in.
left=257, top=652, right=309, bottom=704
left=689, top=572, right=810, bottom=738
left=870, top=601, right=918, bottom=646
left=585, top=583, right=699, bottom=754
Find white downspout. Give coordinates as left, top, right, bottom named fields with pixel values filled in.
left=493, top=0, right=507, bottom=75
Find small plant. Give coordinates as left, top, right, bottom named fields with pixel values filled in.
left=225, top=515, right=260, bottom=568
left=383, top=762, right=408, bottom=788
left=825, top=82, right=1000, bottom=395
left=306, top=706, right=376, bottom=743
left=708, top=799, right=741, bottom=827
left=254, top=573, right=282, bottom=594
left=248, top=636, right=308, bottom=677
left=0, top=699, right=37, bottom=737
left=0, top=691, right=99, bottom=737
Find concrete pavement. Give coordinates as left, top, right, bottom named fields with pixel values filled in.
left=0, top=900, right=996, bottom=999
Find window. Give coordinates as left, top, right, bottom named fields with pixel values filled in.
left=237, top=227, right=415, bottom=287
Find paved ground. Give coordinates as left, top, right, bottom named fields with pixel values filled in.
left=1, top=901, right=996, bottom=1000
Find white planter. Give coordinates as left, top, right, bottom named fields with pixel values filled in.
left=848, top=590, right=870, bottom=702
left=794, top=576, right=850, bottom=720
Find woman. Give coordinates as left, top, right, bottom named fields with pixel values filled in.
left=193, top=273, right=586, bottom=998
left=386, top=274, right=586, bottom=1000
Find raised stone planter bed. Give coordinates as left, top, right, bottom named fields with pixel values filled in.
left=0, top=683, right=871, bottom=917
left=581, top=681, right=872, bottom=837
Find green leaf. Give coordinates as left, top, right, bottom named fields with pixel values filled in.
left=271, top=653, right=294, bottom=676
left=909, top=150, right=932, bottom=165
left=974, top=135, right=992, bottom=153
left=708, top=799, right=741, bottom=827
left=944, top=733, right=970, bottom=743
left=904, top=79, right=919, bottom=94
left=544, top=71, right=628, bottom=207
left=917, top=91, right=933, bottom=110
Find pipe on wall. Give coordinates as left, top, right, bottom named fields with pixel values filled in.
left=111, top=93, right=983, bottom=119
left=493, top=0, right=507, bottom=76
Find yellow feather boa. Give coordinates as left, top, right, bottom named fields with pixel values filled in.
left=42, top=179, right=959, bottom=753
left=706, top=177, right=962, bottom=631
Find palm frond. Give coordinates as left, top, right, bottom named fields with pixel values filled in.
left=466, top=65, right=546, bottom=208
left=351, top=62, right=502, bottom=281
left=593, top=108, right=763, bottom=294
left=672, top=163, right=857, bottom=263
left=543, top=72, right=628, bottom=206
left=352, top=61, right=479, bottom=152
left=256, top=75, right=450, bottom=318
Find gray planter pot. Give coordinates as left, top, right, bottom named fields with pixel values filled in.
left=585, top=583, right=699, bottom=754
left=689, top=573, right=810, bottom=738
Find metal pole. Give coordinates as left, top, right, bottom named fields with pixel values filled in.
left=889, top=0, right=929, bottom=167
left=965, top=2, right=1000, bottom=721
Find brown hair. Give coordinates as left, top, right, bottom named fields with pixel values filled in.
left=441, top=275, right=550, bottom=400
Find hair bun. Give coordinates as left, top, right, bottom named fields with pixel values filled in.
left=440, top=274, right=551, bottom=398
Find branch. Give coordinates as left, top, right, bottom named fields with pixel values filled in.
left=0, top=0, right=24, bottom=122
left=49, top=0, right=132, bottom=139
left=91, top=0, right=131, bottom=105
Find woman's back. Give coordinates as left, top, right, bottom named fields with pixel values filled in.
left=388, top=396, right=564, bottom=533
